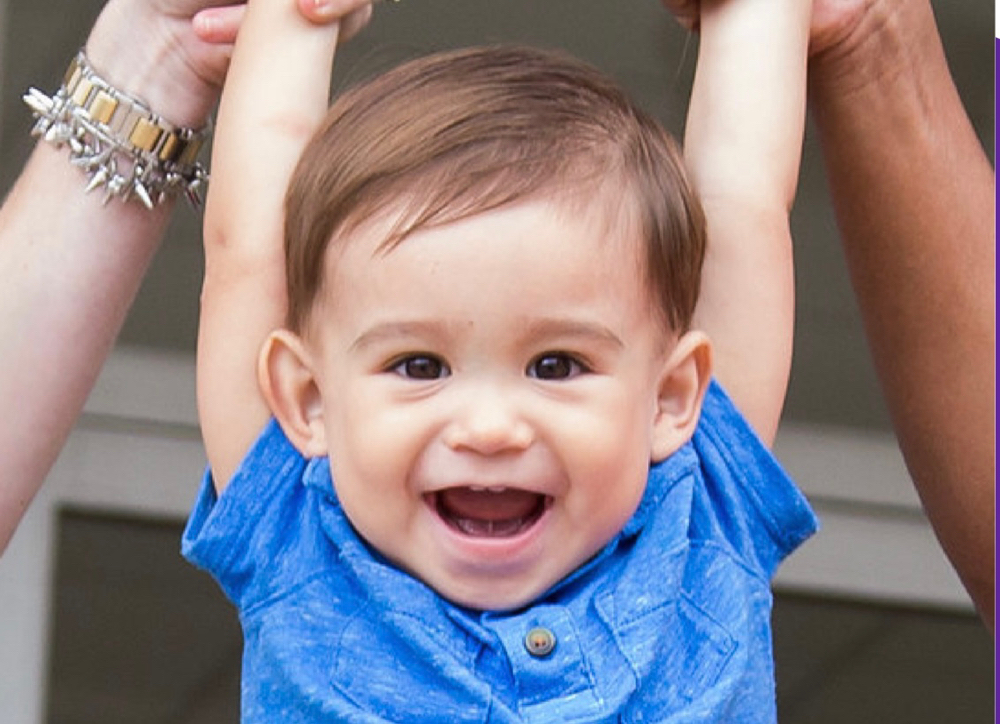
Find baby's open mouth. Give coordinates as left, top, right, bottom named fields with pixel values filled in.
left=431, top=487, right=549, bottom=538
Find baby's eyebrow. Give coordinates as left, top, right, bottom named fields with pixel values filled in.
left=349, top=320, right=450, bottom=352
left=348, top=318, right=625, bottom=353
left=520, top=318, right=624, bottom=349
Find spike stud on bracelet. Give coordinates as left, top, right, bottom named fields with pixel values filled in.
left=24, top=51, right=210, bottom=209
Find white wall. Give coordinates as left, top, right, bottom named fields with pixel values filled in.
left=0, top=349, right=204, bottom=724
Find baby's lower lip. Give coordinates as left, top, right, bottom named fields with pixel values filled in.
left=427, top=487, right=550, bottom=539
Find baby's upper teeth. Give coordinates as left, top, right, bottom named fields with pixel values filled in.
left=467, top=485, right=508, bottom=493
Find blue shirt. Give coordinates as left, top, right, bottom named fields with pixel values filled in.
left=183, top=381, right=817, bottom=722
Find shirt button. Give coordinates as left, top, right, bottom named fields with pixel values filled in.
left=524, top=627, right=556, bottom=658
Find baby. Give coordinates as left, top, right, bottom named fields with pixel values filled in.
left=185, top=0, right=815, bottom=720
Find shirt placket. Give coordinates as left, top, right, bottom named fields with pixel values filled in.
left=485, top=604, right=605, bottom=722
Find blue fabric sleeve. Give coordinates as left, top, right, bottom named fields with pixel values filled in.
left=691, top=380, right=818, bottom=578
left=181, top=419, right=312, bottom=610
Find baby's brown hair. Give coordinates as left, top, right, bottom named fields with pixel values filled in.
left=284, top=45, right=706, bottom=333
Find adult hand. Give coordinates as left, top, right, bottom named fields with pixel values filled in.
left=85, top=0, right=372, bottom=130
left=660, top=0, right=882, bottom=59
left=0, top=0, right=374, bottom=556
left=808, top=0, right=878, bottom=59
left=82, top=0, right=247, bottom=128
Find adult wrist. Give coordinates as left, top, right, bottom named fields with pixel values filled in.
left=84, top=2, right=221, bottom=128
left=84, top=49, right=217, bottom=131
left=808, top=0, right=937, bottom=99
left=25, top=51, right=210, bottom=209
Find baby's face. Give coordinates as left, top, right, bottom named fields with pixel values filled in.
left=305, top=197, right=681, bottom=610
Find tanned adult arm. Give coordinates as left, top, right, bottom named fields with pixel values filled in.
left=808, top=0, right=995, bottom=629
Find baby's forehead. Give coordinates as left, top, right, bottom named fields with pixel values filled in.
left=333, top=173, right=643, bottom=258
left=320, top=187, right=661, bottom=326
left=308, top=200, right=675, bottom=362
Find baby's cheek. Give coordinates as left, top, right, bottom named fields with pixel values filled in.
left=564, top=430, right=649, bottom=524
left=338, top=406, right=431, bottom=491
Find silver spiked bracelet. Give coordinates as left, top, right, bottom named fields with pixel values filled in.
left=23, top=51, right=209, bottom=209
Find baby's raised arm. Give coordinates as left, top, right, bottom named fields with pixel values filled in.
left=678, top=0, right=811, bottom=444
left=198, top=0, right=370, bottom=489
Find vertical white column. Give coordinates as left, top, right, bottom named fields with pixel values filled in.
left=0, top=457, right=63, bottom=724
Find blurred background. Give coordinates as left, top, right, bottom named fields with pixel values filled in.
left=0, top=0, right=993, bottom=722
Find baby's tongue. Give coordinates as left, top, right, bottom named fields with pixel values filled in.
left=437, top=487, right=542, bottom=537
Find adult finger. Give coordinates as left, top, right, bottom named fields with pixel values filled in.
left=193, top=3, right=246, bottom=44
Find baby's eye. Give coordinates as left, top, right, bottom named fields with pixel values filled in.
left=391, top=355, right=450, bottom=380
left=527, top=353, right=586, bottom=380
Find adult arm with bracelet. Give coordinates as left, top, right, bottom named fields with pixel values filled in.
left=808, top=0, right=995, bottom=630
left=0, top=0, right=230, bottom=553
left=0, top=0, right=344, bottom=553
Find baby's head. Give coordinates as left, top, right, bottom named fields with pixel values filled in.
left=285, top=44, right=705, bottom=335
left=265, top=45, right=712, bottom=610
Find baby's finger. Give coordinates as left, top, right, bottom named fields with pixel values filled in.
left=340, top=3, right=374, bottom=42
left=193, top=4, right=246, bottom=44
left=297, top=0, right=373, bottom=26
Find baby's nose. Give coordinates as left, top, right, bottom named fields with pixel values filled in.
left=442, top=389, right=534, bottom=455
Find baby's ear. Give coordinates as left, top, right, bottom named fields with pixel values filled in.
left=650, top=330, right=712, bottom=462
left=258, top=329, right=328, bottom=457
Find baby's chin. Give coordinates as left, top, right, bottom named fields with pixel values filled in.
left=388, top=543, right=577, bottom=613
left=432, top=577, right=557, bottom=613
left=414, top=552, right=593, bottom=613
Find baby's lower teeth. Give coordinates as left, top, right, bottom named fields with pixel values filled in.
left=455, top=516, right=523, bottom=537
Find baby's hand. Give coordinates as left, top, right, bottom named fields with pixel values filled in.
left=296, top=0, right=375, bottom=35
left=193, top=0, right=373, bottom=45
